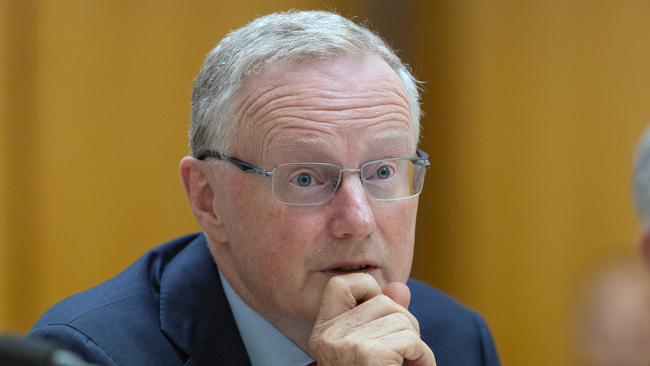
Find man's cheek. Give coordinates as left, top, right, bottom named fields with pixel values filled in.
left=386, top=204, right=417, bottom=240
left=274, top=212, right=322, bottom=247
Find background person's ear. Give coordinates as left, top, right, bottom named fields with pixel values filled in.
left=640, top=230, right=650, bottom=270
left=179, top=156, right=227, bottom=243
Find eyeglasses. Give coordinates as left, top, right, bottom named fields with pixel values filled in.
left=196, top=149, right=430, bottom=206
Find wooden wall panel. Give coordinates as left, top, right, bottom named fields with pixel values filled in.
left=1, top=0, right=42, bottom=330
left=409, top=1, right=650, bottom=365
left=0, top=0, right=10, bottom=329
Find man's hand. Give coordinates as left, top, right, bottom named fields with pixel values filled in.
left=309, top=273, right=436, bottom=366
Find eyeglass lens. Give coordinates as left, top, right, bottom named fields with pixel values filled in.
left=271, top=158, right=426, bottom=205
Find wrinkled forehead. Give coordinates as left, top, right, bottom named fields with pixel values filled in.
left=229, top=54, right=414, bottom=161
left=232, top=54, right=408, bottom=110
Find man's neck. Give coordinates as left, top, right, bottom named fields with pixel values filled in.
left=209, top=242, right=314, bottom=352
left=219, top=271, right=315, bottom=365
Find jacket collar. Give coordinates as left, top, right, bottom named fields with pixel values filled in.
left=158, top=234, right=251, bottom=365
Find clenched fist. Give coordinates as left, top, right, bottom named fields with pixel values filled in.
left=309, top=273, right=436, bottom=366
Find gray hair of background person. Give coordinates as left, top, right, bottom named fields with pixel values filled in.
left=633, top=127, right=650, bottom=225
left=189, top=10, right=422, bottom=157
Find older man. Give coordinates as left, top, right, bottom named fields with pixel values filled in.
left=29, top=11, right=499, bottom=366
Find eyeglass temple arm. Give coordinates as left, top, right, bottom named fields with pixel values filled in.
left=196, top=151, right=271, bottom=176
left=416, top=148, right=431, bottom=168
left=198, top=149, right=429, bottom=172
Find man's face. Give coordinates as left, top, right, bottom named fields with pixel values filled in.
left=208, top=54, right=419, bottom=330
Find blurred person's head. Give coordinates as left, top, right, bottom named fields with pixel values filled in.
left=575, top=259, right=650, bottom=366
left=633, top=127, right=650, bottom=267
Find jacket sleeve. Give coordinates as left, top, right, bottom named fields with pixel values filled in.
left=475, top=315, right=501, bottom=366
left=28, top=324, right=118, bottom=366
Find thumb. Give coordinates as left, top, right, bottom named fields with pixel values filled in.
left=383, top=281, right=411, bottom=309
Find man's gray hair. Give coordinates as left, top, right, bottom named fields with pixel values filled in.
left=190, top=10, right=422, bottom=156
left=634, top=127, right=650, bottom=226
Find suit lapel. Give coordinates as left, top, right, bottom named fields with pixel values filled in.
left=159, top=234, right=251, bottom=365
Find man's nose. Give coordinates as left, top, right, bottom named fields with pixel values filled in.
left=329, top=173, right=377, bottom=239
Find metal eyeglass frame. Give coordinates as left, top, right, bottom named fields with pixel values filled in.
left=196, top=149, right=430, bottom=204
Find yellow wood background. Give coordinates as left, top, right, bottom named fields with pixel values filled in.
left=2, top=1, right=650, bottom=365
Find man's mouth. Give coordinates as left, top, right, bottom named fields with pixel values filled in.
left=323, top=264, right=377, bottom=275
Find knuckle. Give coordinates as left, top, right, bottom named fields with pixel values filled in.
left=410, top=313, right=421, bottom=333
left=388, top=311, right=412, bottom=328
left=351, top=340, right=375, bottom=364
left=341, top=335, right=358, bottom=350
left=308, top=333, right=322, bottom=352
left=374, top=294, right=404, bottom=310
left=342, top=335, right=371, bottom=354
left=407, top=329, right=421, bottom=342
left=311, top=333, right=339, bottom=360
left=374, top=294, right=394, bottom=307
left=311, top=327, right=336, bottom=349
left=357, top=272, right=375, bottom=282
left=399, top=328, right=421, bottom=346
left=327, top=275, right=348, bottom=290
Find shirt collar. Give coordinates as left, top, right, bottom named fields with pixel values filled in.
left=219, top=271, right=315, bottom=366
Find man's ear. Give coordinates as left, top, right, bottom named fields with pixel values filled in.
left=179, top=156, right=227, bottom=243
left=641, top=230, right=650, bottom=270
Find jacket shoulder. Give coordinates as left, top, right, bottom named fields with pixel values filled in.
left=28, top=233, right=201, bottom=365
left=407, top=278, right=500, bottom=366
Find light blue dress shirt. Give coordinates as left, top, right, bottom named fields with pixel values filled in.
left=219, top=271, right=315, bottom=366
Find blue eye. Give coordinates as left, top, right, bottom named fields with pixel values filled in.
left=294, top=173, right=313, bottom=187
left=375, top=165, right=393, bottom=179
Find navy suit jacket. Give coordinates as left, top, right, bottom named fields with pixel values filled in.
left=29, top=233, right=500, bottom=366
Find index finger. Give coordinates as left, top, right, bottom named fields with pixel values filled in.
left=315, top=273, right=383, bottom=322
